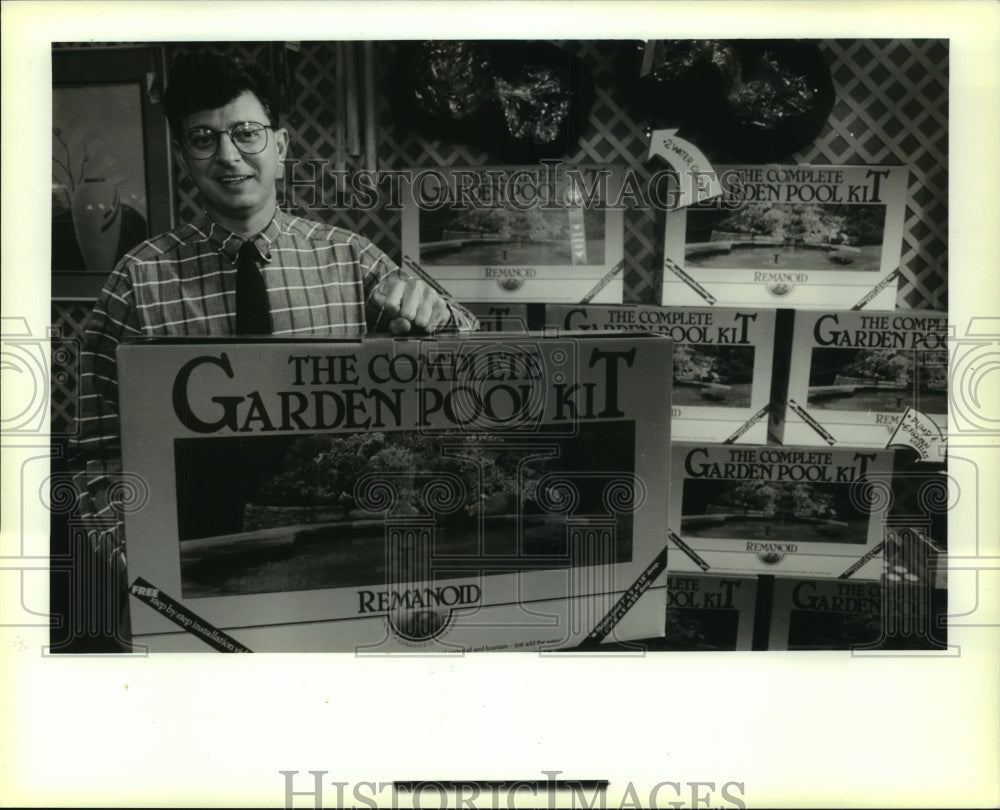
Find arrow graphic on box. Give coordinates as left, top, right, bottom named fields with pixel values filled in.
left=647, top=128, right=723, bottom=209
left=886, top=408, right=947, bottom=462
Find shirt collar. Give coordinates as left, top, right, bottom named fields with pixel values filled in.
left=199, top=208, right=286, bottom=264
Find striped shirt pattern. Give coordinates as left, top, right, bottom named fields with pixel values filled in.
left=69, top=209, right=477, bottom=537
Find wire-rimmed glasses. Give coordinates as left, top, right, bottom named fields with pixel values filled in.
left=179, top=121, right=273, bottom=160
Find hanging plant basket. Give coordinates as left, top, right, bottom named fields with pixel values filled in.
left=391, top=41, right=596, bottom=162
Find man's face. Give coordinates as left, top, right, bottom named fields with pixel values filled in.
left=175, top=90, right=288, bottom=230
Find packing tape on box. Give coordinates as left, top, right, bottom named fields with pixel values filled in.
left=579, top=259, right=625, bottom=304
left=662, top=257, right=718, bottom=305
left=402, top=254, right=455, bottom=298
left=787, top=398, right=838, bottom=445
left=567, top=195, right=590, bottom=266
left=850, top=267, right=901, bottom=311
left=666, top=529, right=712, bottom=572
left=129, top=577, right=253, bottom=652
left=837, top=541, right=886, bottom=580
left=578, top=544, right=669, bottom=646
left=723, top=402, right=771, bottom=444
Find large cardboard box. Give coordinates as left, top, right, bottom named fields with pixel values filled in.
left=774, top=309, right=948, bottom=449
left=546, top=304, right=775, bottom=444
left=661, top=164, right=909, bottom=310
left=669, top=442, right=892, bottom=579
left=662, top=574, right=757, bottom=651
left=119, top=332, right=672, bottom=651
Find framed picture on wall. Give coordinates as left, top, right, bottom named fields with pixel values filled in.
left=52, top=45, right=174, bottom=299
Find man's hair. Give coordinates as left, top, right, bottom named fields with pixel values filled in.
left=163, top=51, right=279, bottom=135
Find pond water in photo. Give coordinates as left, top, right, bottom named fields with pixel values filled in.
left=808, top=387, right=948, bottom=414
left=787, top=610, right=883, bottom=650
left=663, top=609, right=739, bottom=651
left=914, top=389, right=948, bottom=415
left=681, top=517, right=870, bottom=544
left=808, top=388, right=912, bottom=411
left=673, top=382, right=753, bottom=408
left=603, top=610, right=739, bottom=651
left=686, top=243, right=882, bottom=272
left=180, top=515, right=632, bottom=598
left=422, top=238, right=605, bottom=266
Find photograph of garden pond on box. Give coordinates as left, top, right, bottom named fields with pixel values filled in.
left=779, top=309, right=949, bottom=447
left=672, top=344, right=755, bottom=408
left=806, top=346, right=948, bottom=414
left=680, top=479, right=870, bottom=545
left=401, top=165, right=625, bottom=302
left=174, top=424, right=637, bottom=599
left=683, top=201, right=886, bottom=273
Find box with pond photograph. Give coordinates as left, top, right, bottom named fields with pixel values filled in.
left=661, top=164, right=908, bottom=310
left=661, top=573, right=757, bottom=651
left=767, top=578, right=885, bottom=650
left=401, top=164, right=625, bottom=303
left=768, top=571, right=948, bottom=651
left=118, top=332, right=672, bottom=651
left=546, top=304, right=775, bottom=443
left=669, top=443, right=892, bottom=579
left=602, top=573, right=757, bottom=652
left=775, top=309, right=948, bottom=448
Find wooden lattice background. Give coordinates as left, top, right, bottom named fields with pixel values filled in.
left=52, top=39, right=948, bottom=434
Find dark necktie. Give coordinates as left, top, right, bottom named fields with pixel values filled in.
left=235, top=240, right=272, bottom=335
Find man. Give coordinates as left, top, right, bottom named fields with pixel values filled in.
left=68, top=51, right=476, bottom=644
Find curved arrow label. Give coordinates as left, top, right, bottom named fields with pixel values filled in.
left=887, top=407, right=947, bottom=461
left=647, top=128, right=723, bottom=209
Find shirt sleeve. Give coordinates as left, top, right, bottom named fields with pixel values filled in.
left=67, top=262, right=144, bottom=556
left=353, top=233, right=479, bottom=334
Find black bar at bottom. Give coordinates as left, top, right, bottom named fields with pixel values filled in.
left=393, top=780, right=609, bottom=791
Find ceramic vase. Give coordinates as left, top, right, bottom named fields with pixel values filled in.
left=71, top=177, right=122, bottom=274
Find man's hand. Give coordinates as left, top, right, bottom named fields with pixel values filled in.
left=371, top=274, right=452, bottom=335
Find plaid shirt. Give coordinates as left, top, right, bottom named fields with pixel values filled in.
left=69, top=208, right=477, bottom=543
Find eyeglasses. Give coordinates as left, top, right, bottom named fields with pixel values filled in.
left=179, top=122, right=273, bottom=159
